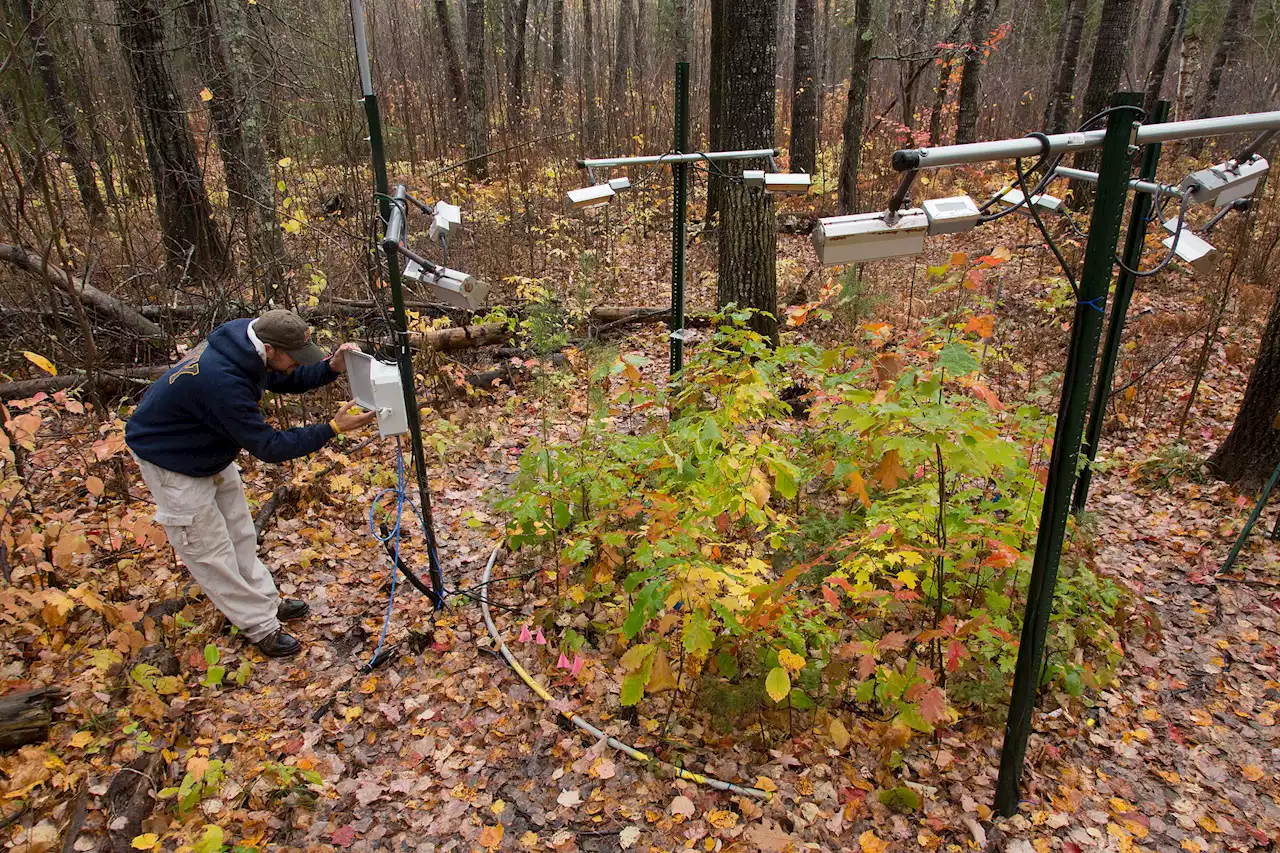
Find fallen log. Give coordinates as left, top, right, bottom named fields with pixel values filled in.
left=105, top=752, right=162, bottom=853
left=372, top=322, right=513, bottom=351
left=0, top=365, right=168, bottom=401
left=0, top=244, right=166, bottom=342
left=465, top=353, right=570, bottom=390
left=0, top=685, right=66, bottom=752
left=587, top=306, right=718, bottom=329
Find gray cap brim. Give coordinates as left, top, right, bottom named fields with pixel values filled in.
left=285, top=341, right=328, bottom=366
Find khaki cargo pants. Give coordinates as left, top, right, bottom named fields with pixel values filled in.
left=132, top=454, right=281, bottom=642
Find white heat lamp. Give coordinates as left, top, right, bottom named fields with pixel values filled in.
left=565, top=184, right=615, bottom=211
left=923, top=195, right=981, bottom=235
left=812, top=209, right=928, bottom=265
left=1160, top=218, right=1218, bottom=275
left=999, top=188, right=1064, bottom=215
left=429, top=201, right=461, bottom=244
left=608, top=177, right=631, bottom=191
left=764, top=173, right=811, bottom=195
left=345, top=351, right=408, bottom=438
left=743, top=169, right=765, bottom=189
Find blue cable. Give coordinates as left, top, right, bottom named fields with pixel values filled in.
left=367, top=437, right=408, bottom=667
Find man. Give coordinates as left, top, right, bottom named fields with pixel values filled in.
left=126, top=309, right=376, bottom=657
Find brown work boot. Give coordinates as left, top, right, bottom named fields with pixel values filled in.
left=277, top=599, right=310, bottom=622
left=255, top=629, right=302, bottom=658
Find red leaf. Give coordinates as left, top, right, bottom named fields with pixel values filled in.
left=945, top=639, right=969, bottom=672
left=821, top=586, right=841, bottom=607
left=879, top=631, right=910, bottom=652
left=859, top=654, right=877, bottom=680
left=331, top=826, right=357, bottom=847
left=919, top=686, right=948, bottom=724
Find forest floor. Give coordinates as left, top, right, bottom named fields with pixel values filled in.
left=3, top=203, right=1279, bottom=853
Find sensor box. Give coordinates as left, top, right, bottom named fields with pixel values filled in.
left=764, top=172, right=811, bottom=194
left=812, top=209, right=928, bottom=265
left=608, top=177, right=631, bottom=191
left=345, top=351, right=408, bottom=438
left=429, top=201, right=461, bottom=244
left=923, top=195, right=981, bottom=235
left=1161, top=218, right=1218, bottom=275
left=403, top=261, right=489, bottom=311
left=743, top=169, right=766, bottom=189
left=1181, top=156, right=1269, bottom=207
left=999, top=188, right=1063, bottom=215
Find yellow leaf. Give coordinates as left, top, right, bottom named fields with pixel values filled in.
left=68, top=731, right=93, bottom=748
left=896, top=569, right=919, bottom=590
left=1241, top=763, right=1265, bottom=782
left=23, top=351, right=57, bottom=375
left=646, top=649, right=678, bottom=694
left=277, top=156, right=293, bottom=168
left=343, top=705, right=363, bottom=721
left=859, top=829, right=887, bottom=853
left=829, top=718, right=850, bottom=750
left=1181, top=841, right=1202, bottom=853
left=131, top=833, right=159, bottom=850
left=359, top=676, right=378, bottom=694
left=765, top=666, right=790, bottom=703
left=199, top=87, right=214, bottom=102
left=754, top=776, right=778, bottom=793
left=1197, top=816, right=1221, bottom=834
left=154, top=676, right=183, bottom=695
left=478, top=824, right=504, bottom=849
left=778, top=649, right=806, bottom=673
left=748, top=467, right=771, bottom=508
left=86, top=476, right=105, bottom=497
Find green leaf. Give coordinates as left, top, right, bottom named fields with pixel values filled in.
left=203, top=644, right=220, bottom=667
left=937, top=342, right=979, bottom=376
left=789, top=688, right=815, bottom=710
left=552, top=500, right=572, bottom=530
left=877, top=786, right=922, bottom=812
left=714, top=652, right=739, bottom=680
left=770, top=459, right=799, bottom=501
left=682, top=612, right=715, bottom=656
left=193, top=824, right=224, bottom=853
left=765, top=666, right=791, bottom=703
left=619, top=643, right=655, bottom=671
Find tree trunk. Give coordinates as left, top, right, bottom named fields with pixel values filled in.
left=673, top=0, right=690, bottom=61
left=1176, top=35, right=1200, bottom=121
left=436, top=0, right=468, bottom=121
left=838, top=0, right=874, bottom=214
left=1069, top=0, right=1138, bottom=202
left=509, top=0, right=531, bottom=124
left=953, top=0, right=993, bottom=144
left=116, top=0, right=226, bottom=285
left=551, top=0, right=565, bottom=96
left=1044, top=0, right=1087, bottom=133
left=610, top=0, right=635, bottom=145
left=1142, top=0, right=1186, bottom=119
left=716, top=0, right=778, bottom=346
left=582, top=0, right=601, bottom=147
left=1197, top=0, right=1254, bottom=120
left=15, top=0, right=106, bottom=222
left=1208, top=286, right=1280, bottom=492
left=0, top=687, right=65, bottom=751
left=789, top=0, right=818, bottom=173
left=707, top=0, right=726, bottom=221
left=928, top=59, right=952, bottom=146
left=465, top=0, right=489, bottom=178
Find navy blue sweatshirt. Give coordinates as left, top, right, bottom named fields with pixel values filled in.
left=126, top=318, right=340, bottom=477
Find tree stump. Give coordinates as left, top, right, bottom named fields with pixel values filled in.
left=0, top=686, right=66, bottom=752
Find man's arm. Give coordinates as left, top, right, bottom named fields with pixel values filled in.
left=207, top=385, right=335, bottom=463
left=264, top=358, right=340, bottom=394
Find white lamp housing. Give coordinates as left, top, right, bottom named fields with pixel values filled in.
left=743, top=169, right=765, bottom=189
left=429, top=201, right=462, bottom=244
left=1181, top=156, right=1269, bottom=207
left=812, top=209, right=928, bottom=265
left=999, top=188, right=1064, bottom=215
left=345, top=351, right=408, bottom=438
left=764, top=173, right=811, bottom=195
left=1160, top=218, right=1218, bottom=275
left=403, top=260, right=490, bottom=310
left=923, top=195, right=981, bottom=235
left=608, top=176, right=631, bottom=191
left=566, top=184, right=615, bottom=211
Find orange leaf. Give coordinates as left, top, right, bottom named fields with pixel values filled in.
left=949, top=252, right=967, bottom=267
left=86, top=476, right=105, bottom=497
left=478, top=824, right=504, bottom=849
left=846, top=470, right=871, bottom=507
left=874, top=450, right=909, bottom=491
left=964, top=314, right=995, bottom=338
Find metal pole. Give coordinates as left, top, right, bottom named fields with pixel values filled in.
left=891, top=109, right=1280, bottom=171
left=670, top=62, right=689, bottom=375
left=352, top=0, right=445, bottom=605
left=579, top=147, right=779, bottom=170
left=994, top=92, right=1143, bottom=817
left=1050, top=166, right=1183, bottom=199
left=1073, top=100, right=1171, bottom=513
left=1221, top=459, right=1280, bottom=572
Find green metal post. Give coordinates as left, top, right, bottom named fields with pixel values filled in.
left=670, top=61, right=689, bottom=375
left=1073, top=100, right=1171, bottom=513
left=1221, top=459, right=1280, bottom=572
left=355, top=1, right=445, bottom=604
left=995, top=92, right=1142, bottom=816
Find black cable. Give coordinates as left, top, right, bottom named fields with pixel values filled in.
left=1114, top=190, right=1192, bottom=277
left=1013, top=134, right=1080, bottom=293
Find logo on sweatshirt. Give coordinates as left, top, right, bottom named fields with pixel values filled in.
left=168, top=341, right=209, bottom=384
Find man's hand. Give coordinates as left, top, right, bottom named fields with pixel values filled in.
left=330, top=399, right=377, bottom=435
left=328, top=342, right=362, bottom=374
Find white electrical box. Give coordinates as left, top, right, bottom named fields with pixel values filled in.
left=403, top=260, right=489, bottom=311
left=812, top=209, right=928, bottom=265
left=765, top=173, right=811, bottom=194
left=608, top=176, right=631, bottom=191
left=1181, top=156, right=1269, bottom=207
left=1161, top=218, right=1218, bottom=275
left=743, top=169, right=765, bottom=189
left=345, top=351, right=408, bottom=438
left=999, top=188, right=1064, bottom=215
left=923, top=195, right=981, bottom=235
left=429, top=201, right=461, bottom=244
left=565, top=184, right=615, bottom=211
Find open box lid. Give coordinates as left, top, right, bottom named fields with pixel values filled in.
left=344, top=350, right=399, bottom=411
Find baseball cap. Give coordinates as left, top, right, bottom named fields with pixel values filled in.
left=254, top=309, right=328, bottom=366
